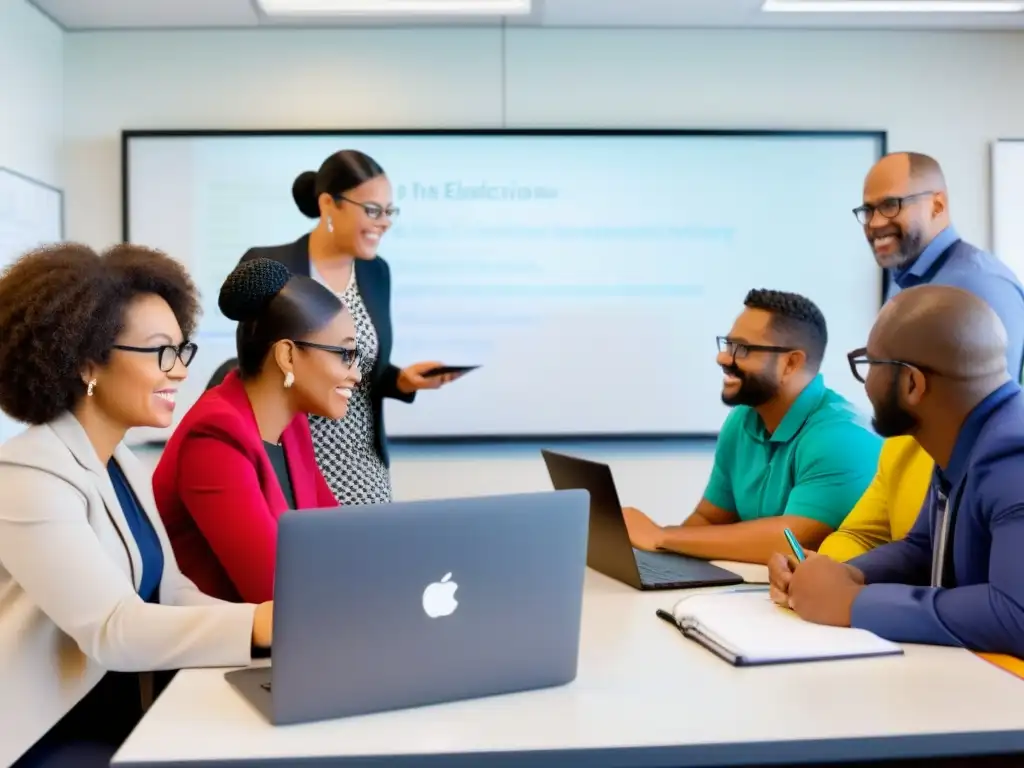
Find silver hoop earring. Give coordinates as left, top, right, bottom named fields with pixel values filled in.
left=87, top=379, right=97, bottom=397
left=283, top=371, right=295, bottom=389
left=326, top=216, right=334, bottom=234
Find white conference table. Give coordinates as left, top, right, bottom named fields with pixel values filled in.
left=113, top=568, right=1024, bottom=767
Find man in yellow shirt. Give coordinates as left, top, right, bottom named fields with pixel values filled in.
left=817, top=436, right=931, bottom=561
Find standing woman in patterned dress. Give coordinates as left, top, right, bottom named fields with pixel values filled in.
left=240, top=150, right=458, bottom=504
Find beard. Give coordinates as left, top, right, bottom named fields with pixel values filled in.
left=721, top=364, right=780, bottom=408
left=871, top=376, right=918, bottom=437
left=870, top=223, right=927, bottom=270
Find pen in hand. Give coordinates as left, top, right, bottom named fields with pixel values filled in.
left=783, top=527, right=806, bottom=563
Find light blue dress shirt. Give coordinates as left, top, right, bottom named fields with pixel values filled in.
left=887, top=226, right=1024, bottom=378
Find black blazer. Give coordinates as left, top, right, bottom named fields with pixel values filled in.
left=239, top=234, right=415, bottom=466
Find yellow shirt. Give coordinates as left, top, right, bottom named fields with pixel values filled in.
left=818, top=436, right=934, bottom=561
left=979, top=653, right=1024, bottom=679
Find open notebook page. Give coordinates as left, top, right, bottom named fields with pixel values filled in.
left=672, top=590, right=902, bottom=664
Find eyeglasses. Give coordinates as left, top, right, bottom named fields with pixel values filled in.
left=338, top=196, right=399, bottom=221
left=716, top=336, right=795, bottom=360
left=846, top=347, right=937, bottom=383
left=293, top=341, right=361, bottom=369
left=852, top=191, right=935, bottom=226
left=112, top=342, right=198, bottom=372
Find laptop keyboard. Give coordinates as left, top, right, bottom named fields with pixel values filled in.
left=636, top=556, right=685, bottom=584
left=634, top=549, right=703, bottom=585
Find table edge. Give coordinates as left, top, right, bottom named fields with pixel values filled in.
left=113, top=728, right=1024, bottom=767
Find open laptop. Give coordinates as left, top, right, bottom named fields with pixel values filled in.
left=541, top=450, right=743, bottom=591
left=225, top=489, right=590, bottom=726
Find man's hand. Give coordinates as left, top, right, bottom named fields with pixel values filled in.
left=767, top=551, right=798, bottom=607
left=787, top=553, right=865, bottom=627
left=621, top=506, right=664, bottom=552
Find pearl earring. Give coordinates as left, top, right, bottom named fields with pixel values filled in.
left=284, top=372, right=295, bottom=389
left=326, top=216, right=334, bottom=234
left=87, top=379, right=97, bottom=397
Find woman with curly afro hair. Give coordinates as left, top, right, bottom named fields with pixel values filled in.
left=0, top=243, right=272, bottom=768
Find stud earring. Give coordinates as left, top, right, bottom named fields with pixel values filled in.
left=326, top=216, right=334, bottom=234
left=87, top=379, right=97, bottom=397
left=284, top=372, right=295, bottom=389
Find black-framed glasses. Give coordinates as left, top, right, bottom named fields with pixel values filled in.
left=293, top=341, right=361, bottom=369
left=716, top=336, right=795, bottom=360
left=338, top=196, right=399, bottom=221
left=112, top=342, right=198, bottom=372
left=852, top=191, right=935, bottom=225
left=846, top=347, right=937, bottom=383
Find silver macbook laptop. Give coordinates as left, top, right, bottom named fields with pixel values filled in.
left=226, top=489, right=590, bottom=725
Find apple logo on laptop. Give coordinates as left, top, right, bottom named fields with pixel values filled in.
left=422, top=572, right=458, bottom=618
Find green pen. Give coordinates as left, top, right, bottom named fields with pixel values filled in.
left=783, top=527, right=806, bottom=562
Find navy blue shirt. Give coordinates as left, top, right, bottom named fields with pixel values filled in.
left=849, top=382, right=1024, bottom=656
left=108, top=460, right=164, bottom=603
left=888, top=226, right=1024, bottom=378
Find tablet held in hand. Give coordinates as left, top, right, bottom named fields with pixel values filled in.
left=421, top=365, right=480, bottom=378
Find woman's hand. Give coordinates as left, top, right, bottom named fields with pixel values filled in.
left=252, top=601, right=273, bottom=649
left=397, top=361, right=463, bottom=393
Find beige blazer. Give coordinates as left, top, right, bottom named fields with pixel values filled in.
left=0, top=413, right=257, bottom=766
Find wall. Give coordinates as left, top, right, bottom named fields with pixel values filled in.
left=0, top=0, right=63, bottom=187
left=0, top=0, right=63, bottom=445
left=63, top=27, right=1024, bottom=517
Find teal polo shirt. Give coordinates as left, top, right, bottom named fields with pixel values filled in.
left=703, top=375, right=881, bottom=527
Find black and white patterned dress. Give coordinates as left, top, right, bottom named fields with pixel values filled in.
left=309, top=266, right=392, bottom=505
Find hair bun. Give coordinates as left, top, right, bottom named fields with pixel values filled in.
left=292, top=170, right=320, bottom=218
left=219, top=258, right=291, bottom=322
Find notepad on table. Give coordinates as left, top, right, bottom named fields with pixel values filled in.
left=669, top=589, right=903, bottom=667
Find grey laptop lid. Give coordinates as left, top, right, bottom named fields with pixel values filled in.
left=227, top=489, right=590, bottom=725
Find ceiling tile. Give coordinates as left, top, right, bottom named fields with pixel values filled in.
left=537, top=0, right=766, bottom=26
left=27, top=0, right=1024, bottom=30
left=30, top=0, right=260, bottom=29
left=537, top=0, right=1024, bottom=29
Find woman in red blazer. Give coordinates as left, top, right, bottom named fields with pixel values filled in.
left=154, top=258, right=361, bottom=603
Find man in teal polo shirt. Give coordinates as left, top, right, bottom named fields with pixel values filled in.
left=623, top=289, right=882, bottom=564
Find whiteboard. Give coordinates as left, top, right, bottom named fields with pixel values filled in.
left=992, top=140, right=1024, bottom=282
left=0, top=167, right=64, bottom=443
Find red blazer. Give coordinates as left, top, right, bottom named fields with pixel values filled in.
left=153, top=370, right=336, bottom=603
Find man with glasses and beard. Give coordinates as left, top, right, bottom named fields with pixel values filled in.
left=768, top=285, right=1024, bottom=658
left=622, top=289, right=881, bottom=565
left=816, top=152, right=1024, bottom=563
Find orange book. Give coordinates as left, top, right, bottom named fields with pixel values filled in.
left=978, top=653, right=1024, bottom=679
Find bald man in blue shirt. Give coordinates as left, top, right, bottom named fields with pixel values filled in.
left=856, top=151, right=1024, bottom=378
left=769, top=285, right=1024, bottom=657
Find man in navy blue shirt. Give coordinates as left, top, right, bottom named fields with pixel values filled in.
left=768, top=285, right=1024, bottom=657
left=856, top=151, right=1024, bottom=378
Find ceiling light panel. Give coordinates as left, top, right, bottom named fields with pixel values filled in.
left=762, top=0, right=1024, bottom=11
left=257, top=0, right=531, bottom=15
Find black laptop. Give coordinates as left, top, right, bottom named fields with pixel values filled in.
left=541, top=450, right=743, bottom=590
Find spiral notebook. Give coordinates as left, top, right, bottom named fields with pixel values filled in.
left=664, top=589, right=903, bottom=667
